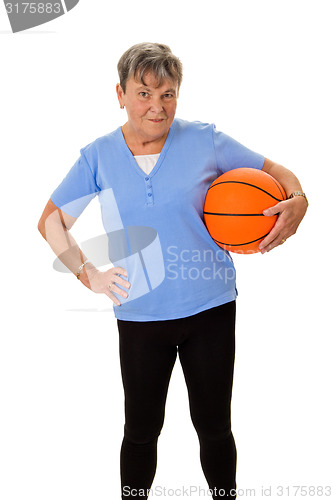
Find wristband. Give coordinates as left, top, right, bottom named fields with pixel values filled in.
left=76, top=259, right=89, bottom=280
left=288, top=191, right=308, bottom=206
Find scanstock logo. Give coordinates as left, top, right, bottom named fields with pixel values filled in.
left=52, top=188, right=165, bottom=306
left=4, top=0, right=79, bottom=33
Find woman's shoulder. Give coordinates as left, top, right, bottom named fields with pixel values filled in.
left=77, top=127, right=123, bottom=167
left=75, top=127, right=122, bottom=174
left=174, top=117, right=213, bottom=131
left=81, top=127, right=121, bottom=153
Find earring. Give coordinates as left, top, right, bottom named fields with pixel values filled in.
left=120, top=105, right=124, bottom=109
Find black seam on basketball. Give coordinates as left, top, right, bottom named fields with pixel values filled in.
left=213, top=232, right=270, bottom=247
left=204, top=212, right=265, bottom=216
left=208, top=180, right=283, bottom=202
left=270, top=177, right=285, bottom=200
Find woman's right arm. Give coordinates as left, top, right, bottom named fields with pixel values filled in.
left=37, top=199, right=130, bottom=306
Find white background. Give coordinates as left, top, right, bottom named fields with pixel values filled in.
left=1, top=1, right=332, bottom=499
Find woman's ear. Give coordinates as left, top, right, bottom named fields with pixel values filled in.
left=116, top=83, right=125, bottom=108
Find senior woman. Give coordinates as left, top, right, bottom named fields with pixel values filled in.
left=38, top=43, right=308, bottom=499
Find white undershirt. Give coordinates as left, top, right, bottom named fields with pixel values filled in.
left=134, top=154, right=160, bottom=175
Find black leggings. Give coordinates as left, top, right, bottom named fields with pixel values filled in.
left=117, top=300, right=237, bottom=499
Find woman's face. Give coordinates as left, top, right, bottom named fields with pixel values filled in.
left=116, top=71, right=178, bottom=145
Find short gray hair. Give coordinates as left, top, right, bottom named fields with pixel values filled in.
left=117, top=42, right=183, bottom=94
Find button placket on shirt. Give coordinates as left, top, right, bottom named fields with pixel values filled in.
left=145, top=176, right=154, bottom=206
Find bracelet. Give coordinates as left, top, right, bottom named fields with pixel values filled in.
left=288, top=191, right=309, bottom=206
left=76, top=259, right=89, bottom=280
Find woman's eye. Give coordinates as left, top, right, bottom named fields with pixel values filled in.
left=139, top=92, right=149, bottom=98
left=164, top=94, right=174, bottom=99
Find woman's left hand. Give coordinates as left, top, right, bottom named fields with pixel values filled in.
left=259, top=196, right=308, bottom=253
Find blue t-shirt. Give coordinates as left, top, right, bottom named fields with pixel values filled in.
left=51, top=118, right=265, bottom=321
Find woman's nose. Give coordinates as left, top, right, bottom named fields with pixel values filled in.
left=150, top=97, right=163, bottom=113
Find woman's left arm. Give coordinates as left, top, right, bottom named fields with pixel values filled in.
left=259, top=158, right=308, bottom=253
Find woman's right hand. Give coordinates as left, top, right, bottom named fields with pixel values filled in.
left=86, top=266, right=130, bottom=306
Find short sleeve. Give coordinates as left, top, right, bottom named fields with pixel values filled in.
left=50, top=148, right=100, bottom=217
left=213, top=125, right=265, bottom=175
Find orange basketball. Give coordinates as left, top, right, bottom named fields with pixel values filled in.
left=203, top=168, right=286, bottom=254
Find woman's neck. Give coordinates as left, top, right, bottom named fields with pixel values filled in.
left=121, top=123, right=168, bottom=156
